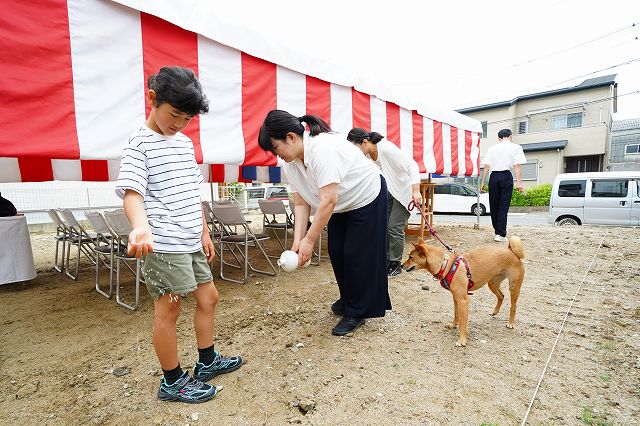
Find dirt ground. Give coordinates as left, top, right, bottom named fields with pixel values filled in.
left=1, top=217, right=639, bottom=426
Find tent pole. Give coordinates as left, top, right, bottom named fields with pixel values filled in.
left=475, top=176, right=480, bottom=229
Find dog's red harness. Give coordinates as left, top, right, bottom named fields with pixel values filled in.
left=435, top=254, right=475, bottom=293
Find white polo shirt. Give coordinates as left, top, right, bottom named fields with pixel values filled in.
left=282, top=132, right=381, bottom=213
left=373, top=139, right=421, bottom=212
left=482, top=140, right=527, bottom=172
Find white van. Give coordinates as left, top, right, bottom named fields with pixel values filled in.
left=548, top=171, right=640, bottom=226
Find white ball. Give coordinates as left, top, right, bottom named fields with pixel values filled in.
left=277, top=250, right=299, bottom=272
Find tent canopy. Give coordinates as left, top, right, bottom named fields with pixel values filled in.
left=0, top=0, right=481, bottom=183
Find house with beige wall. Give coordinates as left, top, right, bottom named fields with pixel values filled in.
left=456, top=75, right=618, bottom=187
left=609, top=118, right=640, bottom=171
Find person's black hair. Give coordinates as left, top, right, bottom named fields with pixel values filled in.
left=147, top=66, right=209, bottom=116
left=258, top=110, right=332, bottom=153
left=498, top=128, right=512, bottom=139
left=346, top=128, right=384, bottom=145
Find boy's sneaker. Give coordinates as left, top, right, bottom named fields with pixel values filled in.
left=157, top=371, right=218, bottom=404
left=193, top=351, right=244, bottom=382
left=388, top=261, right=402, bottom=278
left=494, top=235, right=508, bottom=242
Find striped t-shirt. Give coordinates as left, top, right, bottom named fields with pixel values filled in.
left=115, top=124, right=204, bottom=253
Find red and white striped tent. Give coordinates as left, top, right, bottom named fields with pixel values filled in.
left=0, top=0, right=482, bottom=184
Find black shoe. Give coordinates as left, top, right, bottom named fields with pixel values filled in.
left=388, top=261, right=402, bottom=278
left=331, top=299, right=345, bottom=316
left=331, top=316, right=365, bottom=336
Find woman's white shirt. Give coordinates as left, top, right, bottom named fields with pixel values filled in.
left=375, top=139, right=421, bottom=211
left=283, top=132, right=381, bottom=213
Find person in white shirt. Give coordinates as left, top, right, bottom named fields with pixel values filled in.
left=347, top=128, right=421, bottom=278
left=258, top=110, right=391, bottom=336
left=480, top=128, right=527, bottom=242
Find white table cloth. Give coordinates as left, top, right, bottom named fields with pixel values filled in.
left=0, top=215, right=37, bottom=284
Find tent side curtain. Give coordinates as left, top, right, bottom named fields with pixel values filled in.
left=0, top=0, right=481, bottom=183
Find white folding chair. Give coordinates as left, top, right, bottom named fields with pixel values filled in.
left=103, top=210, right=144, bottom=310
left=59, top=209, right=98, bottom=280
left=212, top=203, right=277, bottom=284
left=47, top=209, right=69, bottom=273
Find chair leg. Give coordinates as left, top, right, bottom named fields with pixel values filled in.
left=65, top=240, right=78, bottom=280
left=95, top=251, right=112, bottom=299
left=115, top=258, right=141, bottom=310
left=246, top=237, right=277, bottom=277
left=218, top=240, right=246, bottom=284
left=54, top=238, right=63, bottom=273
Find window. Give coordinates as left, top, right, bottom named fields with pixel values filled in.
left=519, top=161, right=538, bottom=181
left=552, top=112, right=583, bottom=129
left=481, top=121, right=487, bottom=139
left=591, top=179, right=628, bottom=198
left=625, top=144, right=640, bottom=154
left=518, top=121, right=528, bottom=134
left=558, top=180, right=586, bottom=197
left=451, top=185, right=465, bottom=196
left=434, top=185, right=451, bottom=195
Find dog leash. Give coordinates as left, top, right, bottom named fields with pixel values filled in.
left=407, top=200, right=453, bottom=252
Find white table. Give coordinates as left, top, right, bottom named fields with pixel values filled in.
left=0, top=215, right=37, bottom=284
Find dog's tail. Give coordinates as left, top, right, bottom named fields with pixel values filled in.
left=508, top=236, right=525, bottom=260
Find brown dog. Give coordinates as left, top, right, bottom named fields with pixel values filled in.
left=402, top=236, right=525, bottom=347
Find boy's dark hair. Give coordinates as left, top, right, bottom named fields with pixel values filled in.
left=347, top=128, right=384, bottom=145
left=498, top=128, right=512, bottom=139
left=147, top=66, right=209, bottom=116
left=258, top=110, right=332, bottom=153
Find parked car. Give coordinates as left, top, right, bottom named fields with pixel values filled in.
left=432, top=182, right=489, bottom=215
left=265, top=186, right=290, bottom=202
left=548, top=171, right=640, bottom=226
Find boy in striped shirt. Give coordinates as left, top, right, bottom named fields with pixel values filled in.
left=116, top=67, right=242, bottom=404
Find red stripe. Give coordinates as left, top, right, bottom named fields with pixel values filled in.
left=412, top=111, right=425, bottom=173
left=17, top=158, right=54, bottom=182
left=210, top=165, right=225, bottom=183
left=386, top=103, right=401, bottom=147
left=140, top=13, right=203, bottom=163
left=81, top=160, right=109, bottom=181
left=241, top=53, right=277, bottom=166
left=0, top=0, right=79, bottom=159
left=352, top=89, right=371, bottom=130
left=464, top=131, right=473, bottom=175
left=450, top=126, right=459, bottom=176
left=306, top=76, right=331, bottom=127
left=433, top=121, right=444, bottom=174
left=475, top=133, right=481, bottom=173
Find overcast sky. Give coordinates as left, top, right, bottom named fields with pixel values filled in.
left=213, top=0, right=640, bottom=120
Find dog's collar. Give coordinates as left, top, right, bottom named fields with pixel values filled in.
left=434, top=255, right=450, bottom=279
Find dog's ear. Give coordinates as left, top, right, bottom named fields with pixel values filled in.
left=414, top=243, right=428, bottom=257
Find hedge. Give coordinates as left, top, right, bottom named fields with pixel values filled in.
left=509, top=184, right=552, bottom=206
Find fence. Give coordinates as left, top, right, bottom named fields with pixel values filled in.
left=0, top=182, right=289, bottom=228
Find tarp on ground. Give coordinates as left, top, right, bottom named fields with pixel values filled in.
left=0, top=0, right=482, bottom=183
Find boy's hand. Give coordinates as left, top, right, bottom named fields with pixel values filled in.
left=202, top=234, right=215, bottom=263
left=128, top=226, right=153, bottom=258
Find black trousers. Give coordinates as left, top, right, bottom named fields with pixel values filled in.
left=488, top=170, right=514, bottom=237
left=327, top=175, right=392, bottom=318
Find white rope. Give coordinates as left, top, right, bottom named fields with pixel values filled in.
left=520, top=230, right=608, bottom=426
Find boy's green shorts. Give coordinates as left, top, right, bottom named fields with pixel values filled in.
left=142, top=249, right=213, bottom=300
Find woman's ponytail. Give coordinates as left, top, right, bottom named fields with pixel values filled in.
left=347, top=128, right=385, bottom=144
left=299, top=115, right=332, bottom=136
left=368, top=132, right=384, bottom=144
